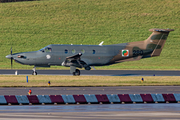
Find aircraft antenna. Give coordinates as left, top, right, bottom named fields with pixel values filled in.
left=99, top=41, right=104, bottom=46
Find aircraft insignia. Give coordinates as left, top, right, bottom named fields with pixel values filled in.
left=122, top=50, right=129, bottom=57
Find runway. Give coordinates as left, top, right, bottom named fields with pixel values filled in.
left=1, top=69, right=180, bottom=119
left=1, top=104, right=180, bottom=119
left=1, top=86, right=180, bottom=119
left=0, top=86, right=180, bottom=95
left=0, top=69, right=180, bottom=76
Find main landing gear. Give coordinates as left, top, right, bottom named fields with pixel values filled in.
left=32, top=67, right=37, bottom=75
left=70, top=66, right=80, bottom=76
left=73, top=69, right=80, bottom=76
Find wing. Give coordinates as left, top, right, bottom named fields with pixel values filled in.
left=66, top=53, right=82, bottom=60
left=62, top=53, right=88, bottom=68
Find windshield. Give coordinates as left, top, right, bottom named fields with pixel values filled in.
left=39, top=47, right=52, bottom=52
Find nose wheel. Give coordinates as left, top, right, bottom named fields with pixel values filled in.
left=32, top=71, right=37, bottom=75
left=32, top=67, right=37, bottom=75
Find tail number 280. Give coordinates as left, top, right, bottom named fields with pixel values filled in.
left=133, top=50, right=143, bottom=56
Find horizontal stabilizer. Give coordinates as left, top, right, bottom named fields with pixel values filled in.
left=149, top=28, right=174, bottom=33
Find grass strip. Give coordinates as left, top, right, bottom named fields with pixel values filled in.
left=0, top=75, right=180, bottom=87
left=0, top=0, right=180, bottom=69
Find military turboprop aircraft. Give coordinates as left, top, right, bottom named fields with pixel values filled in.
left=6, top=28, right=174, bottom=75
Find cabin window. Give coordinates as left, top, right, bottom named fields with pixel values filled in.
left=65, top=49, right=68, bottom=54
left=92, top=50, right=95, bottom=54
left=72, top=49, right=76, bottom=54
left=81, top=49, right=85, bottom=54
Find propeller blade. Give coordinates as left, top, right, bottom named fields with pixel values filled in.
left=11, top=57, right=13, bottom=69
left=11, top=47, right=12, bottom=55
left=10, top=47, right=13, bottom=69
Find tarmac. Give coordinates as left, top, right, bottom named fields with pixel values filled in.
left=0, top=86, right=180, bottom=95
left=0, top=69, right=180, bottom=76
left=0, top=70, right=180, bottom=119
left=0, top=104, right=180, bottom=119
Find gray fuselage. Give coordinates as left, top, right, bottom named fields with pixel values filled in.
left=10, top=44, right=128, bottom=67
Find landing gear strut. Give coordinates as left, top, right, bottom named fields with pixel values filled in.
left=70, top=66, right=80, bottom=76
left=73, top=69, right=80, bottom=76
left=32, top=67, right=37, bottom=75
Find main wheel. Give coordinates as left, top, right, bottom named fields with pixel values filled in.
left=32, top=71, right=37, bottom=75
left=73, top=69, right=80, bottom=76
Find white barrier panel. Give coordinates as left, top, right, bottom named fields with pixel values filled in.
left=129, top=94, right=143, bottom=103
left=61, top=95, right=75, bottom=104
left=16, top=95, right=29, bottom=104
left=0, top=95, right=7, bottom=104
left=173, top=93, right=180, bottom=101
left=84, top=94, right=98, bottom=103
left=37, top=95, right=52, bottom=103
left=151, top=94, right=165, bottom=102
left=106, top=94, right=120, bottom=103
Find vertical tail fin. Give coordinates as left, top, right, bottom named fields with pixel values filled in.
left=144, top=28, right=174, bottom=57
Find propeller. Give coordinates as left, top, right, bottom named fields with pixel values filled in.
left=6, top=47, right=15, bottom=69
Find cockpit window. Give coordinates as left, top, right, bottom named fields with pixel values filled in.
left=39, top=47, right=52, bottom=52
left=45, top=47, right=52, bottom=52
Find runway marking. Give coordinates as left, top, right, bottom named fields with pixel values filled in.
left=116, top=89, right=129, bottom=90
left=167, top=89, right=180, bottom=91
left=39, top=88, right=57, bottom=90
left=90, top=88, right=106, bottom=90
left=66, top=88, right=80, bottom=90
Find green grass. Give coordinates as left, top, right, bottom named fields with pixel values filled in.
left=0, top=0, right=180, bottom=70
left=1, top=75, right=180, bottom=87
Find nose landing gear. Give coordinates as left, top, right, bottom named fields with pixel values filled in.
left=32, top=67, right=37, bottom=75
